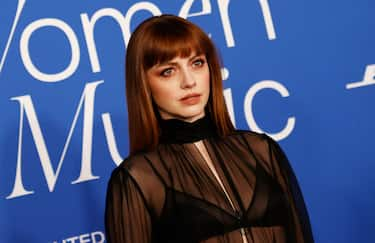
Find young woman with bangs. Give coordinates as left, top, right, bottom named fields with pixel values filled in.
left=105, top=14, right=314, bottom=243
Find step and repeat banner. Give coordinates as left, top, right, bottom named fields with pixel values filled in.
left=1, top=0, right=374, bottom=242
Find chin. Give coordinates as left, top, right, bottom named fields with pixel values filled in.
left=160, top=102, right=207, bottom=121
left=179, top=110, right=205, bottom=121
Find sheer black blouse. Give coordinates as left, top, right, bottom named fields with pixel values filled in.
left=105, top=116, right=314, bottom=243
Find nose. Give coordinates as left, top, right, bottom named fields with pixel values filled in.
left=180, top=68, right=196, bottom=89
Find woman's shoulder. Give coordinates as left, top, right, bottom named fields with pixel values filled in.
left=228, top=130, right=278, bottom=173
left=116, top=152, right=150, bottom=171
left=233, top=129, right=266, bottom=137
left=229, top=129, right=270, bottom=148
left=108, top=150, right=165, bottom=202
left=110, top=149, right=163, bottom=183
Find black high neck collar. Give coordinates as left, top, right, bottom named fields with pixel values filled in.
left=159, top=116, right=217, bottom=144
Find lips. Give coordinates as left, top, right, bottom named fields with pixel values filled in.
left=180, top=93, right=201, bottom=105
left=180, top=93, right=200, bottom=100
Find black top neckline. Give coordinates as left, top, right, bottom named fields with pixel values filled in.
left=159, top=115, right=217, bottom=144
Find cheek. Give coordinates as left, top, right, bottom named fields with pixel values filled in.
left=202, top=70, right=210, bottom=94
left=149, top=82, right=176, bottom=105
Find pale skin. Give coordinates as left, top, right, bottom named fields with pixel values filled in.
left=146, top=52, right=210, bottom=123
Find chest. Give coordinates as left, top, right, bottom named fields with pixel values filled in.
left=151, top=141, right=291, bottom=242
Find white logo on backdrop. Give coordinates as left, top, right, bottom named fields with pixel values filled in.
left=8, top=81, right=103, bottom=199
left=346, top=64, right=375, bottom=89
left=222, top=70, right=294, bottom=141
left=244, top=80, right=295, bottom=141
left=0, top=0, right=277, bottom=78
left=0, top=0, right=25, bottom=73
left=259, top=0, right=277, bottom=40
left=2, top=0, right=282, bottom=199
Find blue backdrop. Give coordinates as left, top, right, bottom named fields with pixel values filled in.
left=1, top=1, right=374, bottom=242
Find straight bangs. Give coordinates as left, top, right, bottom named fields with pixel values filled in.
left=142, top=22, right=207, bottom=70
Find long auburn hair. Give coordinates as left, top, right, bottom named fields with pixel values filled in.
left=126, top=14, right=234, bottom=155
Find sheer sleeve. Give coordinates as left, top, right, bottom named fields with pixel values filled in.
left=105, top=166, right=152, bottom=243
left=263, top=134, right=314, bottom=243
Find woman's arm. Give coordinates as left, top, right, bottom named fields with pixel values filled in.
left=105, top=166, right=152, bottom=243
left=264, top=134, right=314, bottom=243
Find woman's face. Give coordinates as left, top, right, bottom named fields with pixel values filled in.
left=146, top=52, right=210, bottom=122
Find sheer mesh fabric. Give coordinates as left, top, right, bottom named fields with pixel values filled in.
left=105, top=120, right=314, bottom=243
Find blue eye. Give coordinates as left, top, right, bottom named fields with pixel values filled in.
left=193, top=59, right=205, bottom=67
left=161, top=68, right=173, bottom=77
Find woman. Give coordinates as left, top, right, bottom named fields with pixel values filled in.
left=105, top=14, right=314, bottom=243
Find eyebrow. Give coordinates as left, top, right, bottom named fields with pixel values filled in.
left=155, top=54, right=205, bottom=68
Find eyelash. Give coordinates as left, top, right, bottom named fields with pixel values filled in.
left=159, top=58, right=206, bottom=77
left=193, top=58, right=205, bottom=67
left=160, top=68, right=173, bottom=77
